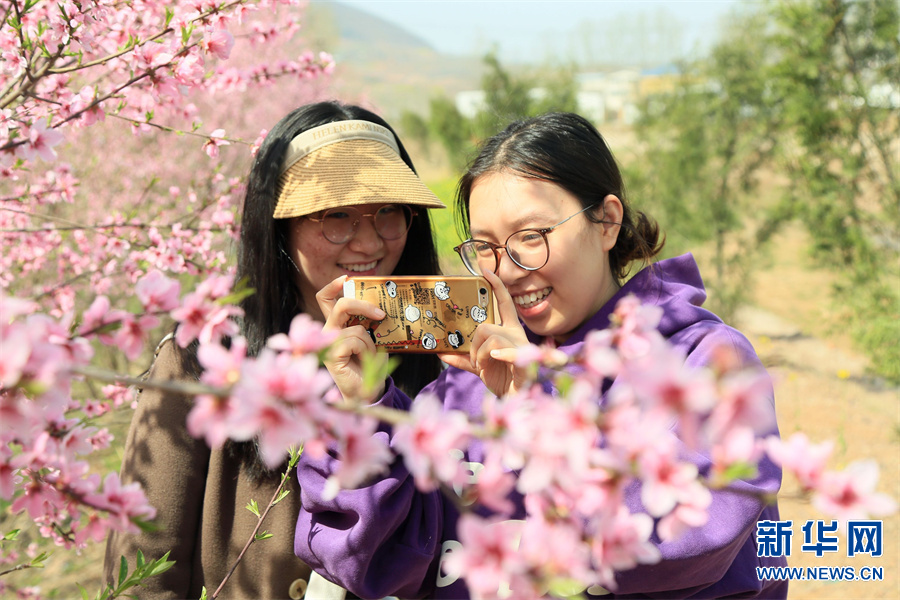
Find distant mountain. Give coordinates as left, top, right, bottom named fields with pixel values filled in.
left=327, top=1, right=438, bottom=58
left=302, top=1, right=484, bottom=119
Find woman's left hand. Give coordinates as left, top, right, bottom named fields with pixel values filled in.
left=440, top=270, right=531, bottom=397
left=317, top=276, right=387, bottom=404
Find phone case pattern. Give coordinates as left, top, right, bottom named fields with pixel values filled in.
left=347, top=278, right=491, bottom=353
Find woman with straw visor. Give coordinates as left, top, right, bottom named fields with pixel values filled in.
left=104, top=101, right=445, bottom=599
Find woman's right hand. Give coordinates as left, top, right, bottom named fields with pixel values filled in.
left=440, top=270, right=531, bottom=397
left=317, top=276, right=387, bottom=404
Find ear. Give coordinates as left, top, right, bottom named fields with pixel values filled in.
left=599, top=194, right=623, bottom=252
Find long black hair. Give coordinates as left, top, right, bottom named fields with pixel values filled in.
left=457, top=112, right=663, bottom=281
left=180, top=101, right=442, bottom=477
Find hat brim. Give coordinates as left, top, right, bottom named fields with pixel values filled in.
left=273, top=139, right=446, bottom=219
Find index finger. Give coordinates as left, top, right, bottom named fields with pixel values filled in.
left=327, top=297, right=386, bottom=330
left=438, top=352, right=477, bottom=375
left=316, top=275, right=349, bottom=321
left=482, top=269, right=519, bottom=327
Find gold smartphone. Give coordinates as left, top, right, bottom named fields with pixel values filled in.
left=342, top=276, right=495, bottom=353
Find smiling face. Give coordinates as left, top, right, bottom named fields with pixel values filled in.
left=468, top=172, right=622, bottom=343
left=288, top=202, right=407, bottom=320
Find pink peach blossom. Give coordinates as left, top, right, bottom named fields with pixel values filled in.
left=134, top=269, right=180, bottom=313
left=657, top=486, right=712, bottom=542
left=202, top=28, right=235, bottom=59
left=21, top=121, right=65, bottom=163
left=443, top=515, right=526, bottom=600
left=706, top=367, right=775, bottom=441
left=765, top=432, right=833, bottom=490
left=187, top=393, right=239, bottom=449
left=638, top=447, right=701, bottom=517
left=711, top=426, right=762, bottom=481
left=84, top=472, right=156, bottom=531
left=267, top=313, right=338, bottom=356
left=394, top=394, right=470, bottom=491
left=202, top=128, right=230, bottom=159
left=589, top=507, right=661, bottom=590
left=471, top=451, right=516, bottom=515
left=322, top=414, right=393, bottom=500
left=198, top=338, right=247, bottom=389
left=812, top=460, right=897, bottom=521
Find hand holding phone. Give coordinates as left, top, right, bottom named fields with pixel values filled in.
left=342, top=276, right=495, bottom=353
left=437, top=269, right=533, bottom=398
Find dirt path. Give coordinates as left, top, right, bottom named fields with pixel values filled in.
left=728, top=222, right=900, bottom=600
left=734, top=304, right=900, bottom=599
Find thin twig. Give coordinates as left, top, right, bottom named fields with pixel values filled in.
left=210, top=458, right=295, bottom=599
left=0, top=223, right=230, bottom=233
left=0, top=562, right=41, bottom=577
left=108, top=113, right=249, bottom=145
left=72, top=364, right=226, bottom=398
left=330, top=399, right=413, bottom=427
left=0, top=204, right=231, bottom=233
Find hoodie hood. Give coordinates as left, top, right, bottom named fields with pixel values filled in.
left=525, top=253, right=722, bottom=348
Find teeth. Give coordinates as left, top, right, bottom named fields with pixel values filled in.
left=341, top=261, right=378, bottom=272
left=513, top=287, right=551, bottom=308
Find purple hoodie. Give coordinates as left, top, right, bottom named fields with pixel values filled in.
left=294, top=254, right=789, bottom=599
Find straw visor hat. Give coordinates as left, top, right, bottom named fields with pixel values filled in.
left=272, top=120, right=446, bottom=219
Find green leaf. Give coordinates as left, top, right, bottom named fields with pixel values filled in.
left=360, top=352, right=399, bottom=398
left=200, top=586, right=208, bottom=600
left=246, top=498, right=260, bottom=517
left=94, top=583, right=115, bottom=600
left=164, top=7, right=174, bottom=28
left=254, top=530, right=273, bottom=541
left=29, top=551, right=49, bottom=567
left=546, top=576, right=587, bottom=599
left=20, top=379, right=49, bottom=396
left=148, top=558, right=175, bottom=577
left=720, top=461, right=759, bottom=485
left=136, top=549, right=146, bottom=569
left=134, top=516, right=160, bottom=533
left=78, top=583, right=89, bottom=600
left=93, top=321, right=123, bottom=336
left=555, top=372, right=574, bottom=398
left=118, top=555, right=128, bottom=587
left=181, top=24, right=194, bottom=45
left=3, top=529, right=20, bottom=541
left=215, top=278, right=256, bottom=306
left=273, top=489, right=290, bottom=505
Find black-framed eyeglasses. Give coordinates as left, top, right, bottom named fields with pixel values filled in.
left=306, top=204, right=416, bottom=245
left=453, top=204, right=600, bottom=276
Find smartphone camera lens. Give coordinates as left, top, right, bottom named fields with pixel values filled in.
left=479, top=287, right=487, bottom=295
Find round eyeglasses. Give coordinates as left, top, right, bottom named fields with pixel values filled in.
left=453, top=204, right=600, bottom=276
left=306, top=204, right=416, bottom=244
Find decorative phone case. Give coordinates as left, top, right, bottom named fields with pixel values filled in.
left=342, top=276, right=494, bottom=353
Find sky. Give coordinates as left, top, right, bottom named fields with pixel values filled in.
left=335, top=0, right=759, bottom=65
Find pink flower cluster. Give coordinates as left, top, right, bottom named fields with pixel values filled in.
left=311, top=295, right=897, bottom=598
left=1, top=0, right=333, bottom=169
left=0, top=290, right=157, bottom=550
left=186, top=314, right=348, bottom=474
left=766, top=434, right=896, bottom=521
left=0, top=0, right=334, bottom=591
left=1, top=267, right=244, bottom=551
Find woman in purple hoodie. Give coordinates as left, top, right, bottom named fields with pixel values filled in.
left=297, top=112, right=788, bottom=599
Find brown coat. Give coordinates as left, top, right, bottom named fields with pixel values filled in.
left=103, top=338, right=313, bottom=599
